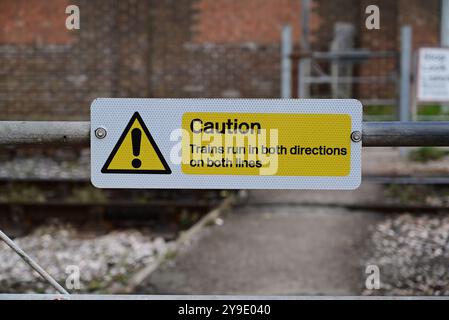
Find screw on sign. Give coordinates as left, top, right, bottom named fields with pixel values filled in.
left=351, top=131, right=362, bottom=143
left=95, top=127, right=107, bottom=139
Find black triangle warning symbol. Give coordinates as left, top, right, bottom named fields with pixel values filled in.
left=101, top=112, right=171, bottom=174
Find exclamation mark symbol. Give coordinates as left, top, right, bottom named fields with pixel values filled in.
left=131, top=128, right=142, bottom=168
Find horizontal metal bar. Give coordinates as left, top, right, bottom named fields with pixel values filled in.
left=359, top=99, right=397, bottom=106
left=1, top=121, right=449, bottom=147
left=1, top=294, right=449, bottom=300
left=311, top=50, right=397, bottom=60
left=303, top=76, right=396, bottom=84
left=362, top=122, right=449, bottom=146
left=0, top=121, right=89, bottom=145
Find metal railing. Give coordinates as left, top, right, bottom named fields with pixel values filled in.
left=362, top=122, right=449, bottom=146
left=1, top=119, right=449, bottom=296
left=2, top=121, right=449, bottom=147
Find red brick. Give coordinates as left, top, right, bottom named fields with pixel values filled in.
left=0, top=0, right=73, bottom=45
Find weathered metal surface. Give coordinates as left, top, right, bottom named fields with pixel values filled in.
left=1, top=121, right=449, bottom=147
left=0, top=121, right=89, bottom=145
left=362, top=122, right=449, bottom=146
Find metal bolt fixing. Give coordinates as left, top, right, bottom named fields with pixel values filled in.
left=94, top=127, right=107, bottom=139
left=351, top=131, right=362, bottom=143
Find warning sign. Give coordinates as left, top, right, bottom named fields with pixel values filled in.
left=91, top=98, right=362, bottom=190
left=181, top=113, right=351, bottom=176
left=101, top=112, right=171, bottom=174
left=417, top=48, right=449, bottom=102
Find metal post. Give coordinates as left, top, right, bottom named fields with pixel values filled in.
left=298, top=0, right=311, bottom=98
left=300, top=0, right=310, bottom=52
left=399, top=25, right=413, bottom=158
left=281, top=25, right=292, bottom=99
left=441, top=0, right=449, bottom=113
left=441, top=0, right=449, bottom=48
left=330, top=23, right=355, bottom=98
left=298, top=55, right=310, bottom=99
left=399, top=25, right=412, bottom=122
left=0, top=229, right=69, bottom=295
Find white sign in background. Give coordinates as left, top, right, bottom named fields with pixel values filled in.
left=417, top=47, right=449, bottom=102
left=90, top=99, right=362, bottom=190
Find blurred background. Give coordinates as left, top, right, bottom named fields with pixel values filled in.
left=1, top=0, right=449, bottom=296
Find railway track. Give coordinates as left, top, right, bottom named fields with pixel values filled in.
left=1, top=174, right=449, bottom=235
left=364, top=175, right=449, bottom=184
left=242, top=201, right=449, bottom=213
left=0, top=178, right=229, bottom=236
left=3, top=174, right=449, bottom=184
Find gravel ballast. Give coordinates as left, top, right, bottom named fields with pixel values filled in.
left=0, top=224, right=173, bottom=293
left=364, top=213, right=449, bottom=296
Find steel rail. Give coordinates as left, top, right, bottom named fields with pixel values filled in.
left=1, top=121, right=449, bottom=147
left=0, top=294, right=448, bottom=300
left=362, top=121, right=449, bottom=146
left=0, top=121, right=89, bottom=145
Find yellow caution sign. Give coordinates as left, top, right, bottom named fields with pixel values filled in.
left=92, top=99, right=362, bottom=189
left=181, top=112, right=351, bottom=176
left=101, top=112, right=171, bottom=174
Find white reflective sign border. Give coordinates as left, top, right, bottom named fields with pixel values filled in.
left=417, top=47, right=449, bottom=102
left=91, top=98, right=362, bottom=190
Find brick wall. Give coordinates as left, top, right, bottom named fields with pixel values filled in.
left=311, top=0, right=360, bottom=51
left=193, top=0, right=302, bottom=44
left=0, top=0, right=72, bottom=45
left=313, top=0, right=441, bottom=102
left=148, top=0, right=285, bottom=98
left=0, top=0, right=151, bottom=120
left=398, top=0, right=440, bottom=50
left=356, top=0, right=399, bottom=100
left=0, top=0, right=443, bottom=120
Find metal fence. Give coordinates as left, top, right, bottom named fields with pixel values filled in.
left=2, top=119, right=449, bottom=297
left=283, top=25, right=415, bottom=123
